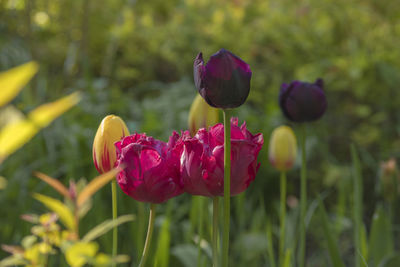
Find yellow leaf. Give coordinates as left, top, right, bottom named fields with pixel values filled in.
left=33, top=193, right=76, bottom=231
left=34, top=172, right=70, bottom=199
left=28, top=92, right=81, bottom=128
left=77, top=167, right=121, bottom=207
left=0, top=61, right=39, bottom=107
left=65, top=242, right=98, bottom=267
left=0, top=92, right=81, bottom=162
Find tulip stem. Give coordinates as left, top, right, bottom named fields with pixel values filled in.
left=138, top=204, right=156, bottom=267
left=279, top=171, right=287, bottom=267
left=298, top=125, right=307, bottom=267
left=212, top=197, right=220, bottom=267
left=111, top=179, right=118, bottom=267
left=222, top=109, right=231, bottom=267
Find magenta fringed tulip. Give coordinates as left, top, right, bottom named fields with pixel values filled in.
left=180, top=118, right=263, bottom=197
left=115, top=132, right=187, bottom=203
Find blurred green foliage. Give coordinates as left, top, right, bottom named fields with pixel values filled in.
left=1, top=0, right=400, bottom=266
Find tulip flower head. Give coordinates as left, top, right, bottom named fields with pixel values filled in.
left=194, top=49, right=252, bottom=109
left=269, top=126, right=297, bottom=172
left=180, top=118, right=263, bottom=197
left=279, top=79, right=327, bottom=122
left=188, top=94, right=219, bottom=136
left=93, top=115, right=130, bottom=174
left=115, top=132, right=186, bottom=203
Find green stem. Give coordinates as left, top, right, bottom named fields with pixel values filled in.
left=138, top=204, right=156, bottom=267
left=222, top=109, right=231, bottom=267
left=298, top=125, right=307, bottom=267
left=111, top=179, right=118, bottom=267
left=279, top=172, right=287, bottom=267
left=213, top=197, right=220, bottom=267
left=197, top=197, right=205, bottom=267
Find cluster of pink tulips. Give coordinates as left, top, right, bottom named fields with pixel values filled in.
left=92, top=48, right=327, bottom=267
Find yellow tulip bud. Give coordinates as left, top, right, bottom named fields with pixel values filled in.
left=188, top=94, right=219, bottom=136
left=269, top=125, right=297, bottom=172
left=92, top=115, right=129, bottom=174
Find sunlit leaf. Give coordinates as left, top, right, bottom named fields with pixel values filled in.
left=0, top=105, right=24, bottom=129
left=65, top=242, right=98, bottom=267
left=0, top=92, right=81, bottom=162
left=28, top=92, right=81, bottom=127
left=82, top=214, right=135, bottom=242
left=34, top=172, right=70, bottom=199
left=77, top=167, right=121, bottom=207
left=1, top=245, right=24, bottom=255
left=33, top=193, right=75, bottom=231
left=0, top=61, right=39, bottom=107
left=0, top=255, right=28, bottom=267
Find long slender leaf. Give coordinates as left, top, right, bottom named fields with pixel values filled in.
left=0, top=61, right=39, bottom=107
left=0, top=92, right=80, bottom=161
left=33, top=193, right=75, bottom=231
left=318, top=196, right=345, bottom=267
left=34, top=172, right=70, bottom=199
left=368, top=205, right=393, bottom=266
left=154, top=216, right=171, bottom=267
left=351, top=144, right=363, bottom=267
left=76, top=167, right=121, bottom=207
left=82, top=214, right=135, bottom=242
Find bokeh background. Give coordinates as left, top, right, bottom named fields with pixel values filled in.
left=1, top=0, right=400, bottom=266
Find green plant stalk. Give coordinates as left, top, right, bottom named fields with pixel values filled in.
left=351, top=144, right=362, bottom=267
left=298, top=125, right=307, bottom=267
left=279, top=171, right=287, bottom=267
left=213, top=197, right=220, bottom=267
left=138, top=204, right=156, bottom=267
left=111, top=179, right=118, bottom=267
left=266, top=219, right=276, bottom=267
left=222, top=109, right=231, bottom=267
left=197, top=197, right=205, bottom=267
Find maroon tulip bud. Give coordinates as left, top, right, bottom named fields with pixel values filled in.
left=279, top=79, right=327, bottom=122
left=193, top=49, right=252, bottom=109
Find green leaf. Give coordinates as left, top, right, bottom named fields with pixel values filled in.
left=0, top=255, right=28, bottom=267
left=33, top=193, right=75, bottom=231
left=0, top=61, right=39, bottom=107
left=81, top=214, right=135, bottom=242
left=282, top=249, right=292, bottom=267
left=171, top=244, right=198, bottom=267
left=378, top=255, right=400, bottom=267
left=318, top=196, right=345, bottom=267
left=368, top=205, right=394, bottom=266
left=154, top=216, right=171, bottom=267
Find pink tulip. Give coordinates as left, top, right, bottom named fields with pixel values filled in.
left=181, top=118, right=263, bottom=197
left=115, top=131, right=187, bottom=203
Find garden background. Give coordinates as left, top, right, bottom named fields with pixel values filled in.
left=1, top=0, right=400, bottom=266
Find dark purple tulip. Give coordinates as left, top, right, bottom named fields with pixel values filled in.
left=194, top=49, right=252, bottom=109
left=279, top=79, right=327, bottom=122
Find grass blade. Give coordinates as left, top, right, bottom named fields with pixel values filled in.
left=318, top=196, right=345, bottom=267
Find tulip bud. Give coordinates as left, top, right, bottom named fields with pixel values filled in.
left=379, top=158, right=399, bottom=202
left=188, top=94, right=219, bottom=136
left=269, top=126, right=297, bottom=172
left=194, top=48, right=252, bottom=109
left=92, top=115, right=129, bottom=174
left=279, top=79, right=327, bottom=122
